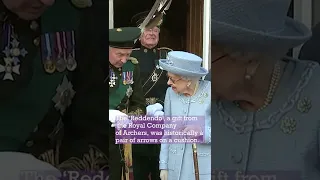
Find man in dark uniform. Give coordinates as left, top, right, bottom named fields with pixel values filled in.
left=0, top=0, right=111, bottom=178
left=299, top=22, right=320, bottom=63
left=107, top=27, right=146, bottom=180
left=205, top=69, right=211, bottom=81
left=130, top=11, right=172, bottom=180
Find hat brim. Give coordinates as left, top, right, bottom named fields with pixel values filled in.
left=159, top=59, right=208, bottom=77
left=211, top=17, right=312, bottom=51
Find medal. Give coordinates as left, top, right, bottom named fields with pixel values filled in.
left=44, top=57, right=56, bottom=73
left=126, top=86, right=133, bottom=97
left=129, top=71, right=134, bottom=84
left=52, top=75, right=76, bottom=115
left=2, top=24, right=27, bottom=65
left=55, top=32, right=66, bottom=72
left=151, top=71, right=158, bottom=82
left=0, top=24, right=23, bottom=81
left=67, top=55, right=77, bottom=71
left=42, top=33, right=56, bottom=73
left=126, top=72, right=130, bottom=84
left=0, top=57, right=20, bottom=80
left=109, top=69, right=118, bottom=87
left=65, top=31, right=77, bottom=71
left=122, top=72, right=127, bottom=85
left=56, top=56, right=66, bottom=72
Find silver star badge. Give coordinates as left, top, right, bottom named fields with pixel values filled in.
left=10, top=38, right=28, bottom=65
left=126, top=86, right=133, bottom=98
left=0, top=57, right=20, bottom=81
left=52, top=76, right=76, bottom=114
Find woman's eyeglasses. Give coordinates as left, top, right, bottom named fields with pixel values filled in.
left=167, top=76, right=182, bottom=84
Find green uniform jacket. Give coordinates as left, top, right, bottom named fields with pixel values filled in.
left=0, top=0, right=81, bottom=152
left=130, top=46, right=172, bottom=157
left=0, top=0, right=113, bottom=178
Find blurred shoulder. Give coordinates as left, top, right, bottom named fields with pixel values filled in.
left=130, top=48, right=141, bottom=57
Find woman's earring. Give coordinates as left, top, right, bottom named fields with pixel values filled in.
left=187, top=82, right=191, bottom=87
left=244, top=61, right=260, bottom=81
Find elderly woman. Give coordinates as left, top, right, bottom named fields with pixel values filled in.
left=210, top=0, right=320, bottom=179
left=158, top=51, right=211, bottom=180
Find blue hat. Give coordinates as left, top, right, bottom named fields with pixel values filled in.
left=159, top=51, right=208, bottom=77
left=211, top=0, right=312, bottom=51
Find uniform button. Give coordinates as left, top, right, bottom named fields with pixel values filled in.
left=33, top=37, right=40, bottom=46
left=231, top=152, right=243, bottom=164
left=26, top=141, right=34, bottom=147
left=30, top=21, right=39, bottom=31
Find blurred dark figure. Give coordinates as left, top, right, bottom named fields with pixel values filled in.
left=204, top=69, right=211, bottom=81
left=299, top=22, right=320, bottom=62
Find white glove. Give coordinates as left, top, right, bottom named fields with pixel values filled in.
left=109, top=109, right=131, bottom=128
left=146, top=103, right=163, bottom=116
left=160, top=170, right=168, bottom=180
left=0, top=152, right=61, bottom=180
left=154, top=110, right=164, bottom=117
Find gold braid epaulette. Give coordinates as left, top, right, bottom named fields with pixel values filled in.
left=127, top=57, right=139, bottom=64
left=158, top=47, right=173, bottom=52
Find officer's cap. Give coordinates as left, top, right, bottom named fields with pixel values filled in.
left=109, top=27, right=141, bottom=49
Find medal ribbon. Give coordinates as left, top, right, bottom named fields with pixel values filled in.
left=122, top=72, right=126, bottom=83
left=126, top=72, right=130, bottom=83
left=2, top=23, right=10, bottom=50
left=71, top=31, right=75, bottom=58
left=44, top=33, right=52, bottom=59
left=66, top=31, right=72, bottom=56
left=109, top=69, right=114, bottom=78
left=7, top=24, right=11, bottom=46
left=56, top=32, right=62, bottom=58
left=62, top=31, right=67, bottom=59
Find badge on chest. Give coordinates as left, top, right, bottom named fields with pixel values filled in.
left=122, top=71, right=134, bottom=85
left=108, top=69, right=134, bottom=88
left=41, top=31, right=77, bottom=74
left=109, top=69, right=118, bottom=87
left=0, top=24, right=28, bottom=81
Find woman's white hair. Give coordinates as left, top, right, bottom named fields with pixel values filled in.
left=180, top=76, right=201, bottom=83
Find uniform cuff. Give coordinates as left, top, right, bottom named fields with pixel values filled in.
left=159, top=161, right=168, bottom=170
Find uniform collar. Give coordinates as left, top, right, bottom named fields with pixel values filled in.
left=141, top=45, right=158, bottom=53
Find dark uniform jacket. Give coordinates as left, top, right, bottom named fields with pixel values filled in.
left=299, top=22, right=320, bottom=63
left=205, top=69, right=211, bottom=81
left=0, top=0, right=118, bottom=178
left=130, top=46, right=172, bottom=157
